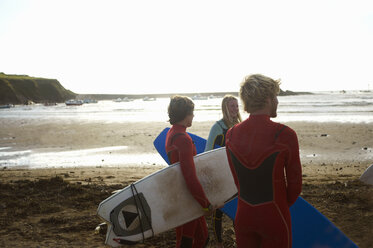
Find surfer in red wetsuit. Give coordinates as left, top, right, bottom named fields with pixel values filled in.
left=225, top=74, right=302, bottom=248
left=166, top=95, right=214, bottom=248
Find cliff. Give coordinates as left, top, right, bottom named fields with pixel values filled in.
left=0, top=73, right=76, bottom=104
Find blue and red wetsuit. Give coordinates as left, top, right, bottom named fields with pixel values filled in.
left=225, top=115, right=302, bottom=248
left=166, top=124, right=211, bottom=248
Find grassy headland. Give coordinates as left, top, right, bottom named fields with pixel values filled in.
left=0, top=73, right=76, bottom=105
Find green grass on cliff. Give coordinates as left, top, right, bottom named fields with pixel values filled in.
left=0, top=73, right=76, bottom=104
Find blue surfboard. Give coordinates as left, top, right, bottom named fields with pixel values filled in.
left=153, top=127, right=207, bottom=165
left=154, top=127, right=357, bottom=248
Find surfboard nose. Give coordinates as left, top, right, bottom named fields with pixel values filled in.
left=360, top=164, right=373, bottom=185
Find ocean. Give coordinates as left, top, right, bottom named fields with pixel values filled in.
left=1, top=91, right=373, bottom=123
left=1, top=91, right=372, bottom=169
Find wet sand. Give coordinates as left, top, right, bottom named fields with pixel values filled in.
left=0, top=119, right=372, bottom=247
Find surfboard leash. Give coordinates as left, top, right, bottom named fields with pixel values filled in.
left=130, top=183, right=154, bottom=242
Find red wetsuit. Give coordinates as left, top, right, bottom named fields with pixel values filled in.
left=166, top=124, right=211, bottom=248
left=225, top=115, right=302, bottom=248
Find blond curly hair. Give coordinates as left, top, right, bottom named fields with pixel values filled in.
left=240, top=74, right=281, bottom=113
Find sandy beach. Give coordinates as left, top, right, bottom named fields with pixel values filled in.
left=0, top=119, right=372, bottom=247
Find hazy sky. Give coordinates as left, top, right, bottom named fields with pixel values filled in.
left=1, top=0, right=372, bottom=94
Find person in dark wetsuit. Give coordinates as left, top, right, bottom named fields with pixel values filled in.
left=225, top=74, right=302, bottom=248
left=204, top=95, right=242, bottom=248
left=166, top=95, right=215, bottom=248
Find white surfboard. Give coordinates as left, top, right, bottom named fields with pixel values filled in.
left=97, top=147, right=236, bottom=247
left=360, top=164, right=373, bottom=185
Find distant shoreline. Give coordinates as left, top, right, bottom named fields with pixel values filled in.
left=77, top=90, right=311, bottom=101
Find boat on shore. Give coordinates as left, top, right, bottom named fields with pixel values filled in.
left=65, top=100, right=84, bottom=106
left=208, top=94, right=221, bottom=99
left=113, top=97, right=133, bottom=102
left=192, top=94, right=208, bottom=100
left=143, top=96, right=156, bottom=101
left=0, top=104, right=14, bottom=109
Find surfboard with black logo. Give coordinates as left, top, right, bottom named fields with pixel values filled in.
left=97, top=129, right=236, bottom=247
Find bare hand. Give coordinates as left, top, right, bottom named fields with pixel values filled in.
left=202, top=204, right=216, bottom=216
left=203, top=208, right=214, bottom=216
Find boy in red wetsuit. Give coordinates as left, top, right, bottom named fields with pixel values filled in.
left=225, top=74, right=302, bottom=248
left=166, top=95, right=214, bottom=248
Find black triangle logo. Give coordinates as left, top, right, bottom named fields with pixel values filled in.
left=122, top=210, right=139, bottom=229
